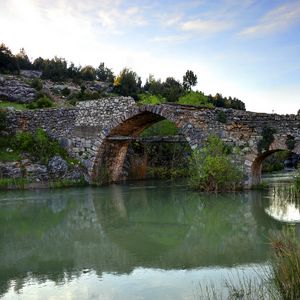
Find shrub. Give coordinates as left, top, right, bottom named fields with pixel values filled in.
left=0, top=109, right=6, bottom=131
left=178, top=91, right=212, bottom=107
left=30, top=78, right=43, bottom=91
left=286, top=135, right=296, bottom=150
left=27, top=96, right=54, bottom=109
left=217, top=110, right=227, bottom=123
left=257, top=127, right=276, bottom=153
left=61, top=87, right=71, bottom=97
left=138, top=93, right=164, bottom=105
left=189, top=136, right=242, bottom=191
left=14, top=128, right=67, bottom=163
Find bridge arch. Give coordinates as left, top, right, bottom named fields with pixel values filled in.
left=90, top=105, right=194, bottom=184
left=249, top=141, right=300, bottom=186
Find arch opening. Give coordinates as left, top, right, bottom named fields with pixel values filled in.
left=251, top=149, right=299, bottom=186
left=91, top=111, right=192, bottom=184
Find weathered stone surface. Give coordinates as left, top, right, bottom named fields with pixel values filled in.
left=5, top=96, right=300, bottom=187
left=25, top=163, right=48, bottom=180
left=48, top=156, right=68, bottom=178
left=0, top=162, right=22, bottom=178
left=20, top=70, right=42, bottom=78
left=0, top=77, right=36, bottom=103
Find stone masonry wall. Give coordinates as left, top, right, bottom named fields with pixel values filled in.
left=6, top=97, right=300, bottom=187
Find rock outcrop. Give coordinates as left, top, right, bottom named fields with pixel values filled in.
left=0, top=76, right=36, bottom=103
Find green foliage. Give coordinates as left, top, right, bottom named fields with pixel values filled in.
left=270, top=232, right=300, bottom=300
left=16, top=48, right=32, bottom=70
left=257, top=127, right=276, bottom=153
left=160, top=77, right=184, bottom=102
left=147, top=166, right=188, bottom=179
left=0, top=109, right=7, bottom=131
left=286, top=135, right=296, bottom=150
left=183, top=70, right=197, bottom=91
left=189, top=136, right=242, bottom=191
left=295, top=168, right=300, bottom=192
left=0, top=43, right=19, bottom=74
left=61, top=87, right=71, bottom=97
left=140, top=120, right=178, bottom=137
left=27, top=96, right=54, bottom=109
left=96, top=62, right=114, bottom=83
left=14, top=129, right=67, bottom=164
left=39, top=56, right=68, bottom=81
left=0, top=177, right=29, bottom=190
left=262, top=151, right=289, bottom=173
left=80, top=65, right=96, bottom=81
left=114, top=68, right=141, bottom=100
left=0, top=101, right=27, bottom=110
left=138, top=93, right=165, bottom=105
left=217, top=110, right=227, bottom=123
left=178, top=91, right=213, bottom=107
left=30, top=78, right=43, bottom=91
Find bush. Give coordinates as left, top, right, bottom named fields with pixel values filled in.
left=138, top=93, right=164, bottom=105
left=61, top=87, right=71, bottom=97
left=27, top=96, right=54, bottom=109
left=30, top=78, right=43, bottom=91
left=14, top=128, right=67, bottom=163
left=178, top=91, right=212, bottom=107
left=217, top=111, right=227, bottom=123
left=257, top=127, right=276, bottom=153
left=189, top=136, right=242, bottom=191
left=0, top=109, right=6, bottom=131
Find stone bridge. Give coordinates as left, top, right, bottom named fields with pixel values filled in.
left=7, top=97, right=300, bottom=187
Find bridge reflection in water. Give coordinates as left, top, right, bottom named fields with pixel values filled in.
left=0, top=179, right=298, bottom=299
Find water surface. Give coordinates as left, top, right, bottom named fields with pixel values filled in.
left=0, top=178, right=297, bottom=299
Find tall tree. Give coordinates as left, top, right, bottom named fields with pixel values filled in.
left=183, top=70, right=197, bottom=91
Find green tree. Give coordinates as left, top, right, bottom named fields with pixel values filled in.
left=183, top=70, right=197, bottom=91
left=161, top=77, right=184, bottom=102
left=189, top=136, right=242, bottom=191
left=96, top=62, right=114, bottom=83
left=16, top=48, right=32, bottom=69
left=114, top=68, right=141, bottom=100
left=80, top=65, right=96, bottom=81
left=0, top=43, right=19, bottom=74
left=178, top=91, right=212, bottom=107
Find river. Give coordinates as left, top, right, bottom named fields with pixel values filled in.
left=0, top=174, right=298, bottom=299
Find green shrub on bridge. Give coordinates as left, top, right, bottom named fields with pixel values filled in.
left=189, top=136, right=242, bottom=191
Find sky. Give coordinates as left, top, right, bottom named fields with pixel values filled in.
left=0, top=0, right=300, bottom=114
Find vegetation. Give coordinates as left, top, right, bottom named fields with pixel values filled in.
left=0, top=42, right=246, bottom=110
left=217, top=110, right=227, bottom=123
left=183, top=70, right=197, bottom=91
left=30, top=78, right=43, bottom=91
left=14, top=128, right=67, bottom=164
left=0, top=101, right=27, bottom=110
left=286, top=134, right=296, bottom=150
left=178, top=91, right=213, bottom=107
left=113, top=68, right=142, bottom=100
left=189, top=136, right=242, bottom=191
left=257, top=127, right=276, bottom=153
left=0, top=108, right=6, bottom=131
left=27, top=95, right=54, bottom=109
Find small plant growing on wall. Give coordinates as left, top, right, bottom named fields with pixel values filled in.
left=217, top=111, right=227, bottom=123
left=286, top=134, right=296, bottom=150
left=257, top=127, right=276, bottom=153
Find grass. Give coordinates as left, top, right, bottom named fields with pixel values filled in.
left=196, top=231, right=300, bottom=300
left=0, top=148, right=21, bottom=162
left=0, top=177, right=29, bottom=189
left=0, top=101, right=27, bottom=110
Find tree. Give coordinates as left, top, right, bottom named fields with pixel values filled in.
left=40, top=57, right=68, bottom=81
left=183, top=70, right=197, bottom=91
left=161, top=77, right=184, bottom=102
left=0, top=43, right=19, bottom=73
left=80, top=65, right=96, bottom=81
left=96, top=62, right=114, bottom=83
left=114, top=68, right=141, bottom=100
left=16, top=48, right=32, bottom=69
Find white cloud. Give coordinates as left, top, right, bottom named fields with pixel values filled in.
left=240, top=1, right=300, bottom=36
left=180, top=19, right=233, bottom=34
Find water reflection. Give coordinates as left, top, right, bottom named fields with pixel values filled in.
left=265, top=184, right=300, bottom=223
left=0, top=180, right=288, bottom=299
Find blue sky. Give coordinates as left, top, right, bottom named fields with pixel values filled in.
left=0, top=0, right=300, bottom=114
